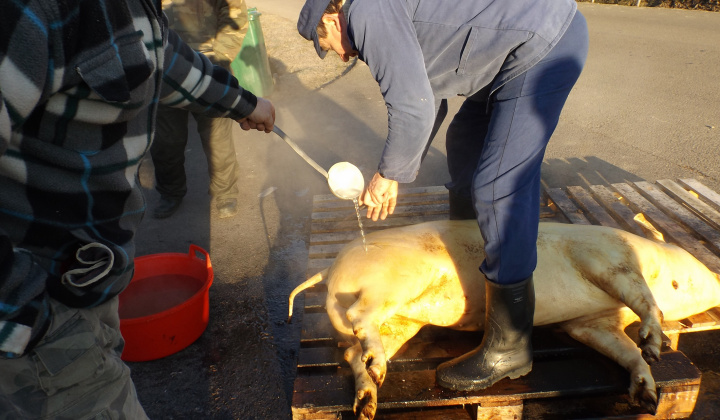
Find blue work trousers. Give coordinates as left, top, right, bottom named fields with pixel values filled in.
left=445, top=12, right=589, bottom=284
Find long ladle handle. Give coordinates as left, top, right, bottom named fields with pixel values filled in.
left=272, top=126, right=328, bottom=179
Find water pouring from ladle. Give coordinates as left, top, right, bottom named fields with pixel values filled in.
left=272, top=126, right=364, bottom=200
left=272, top=126, right=368, bottom=251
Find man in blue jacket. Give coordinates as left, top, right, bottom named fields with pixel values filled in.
left=298, top=0, right=589, bottom=391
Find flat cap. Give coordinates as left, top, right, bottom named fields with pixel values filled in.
left=297, top=0, right=333, bottom=59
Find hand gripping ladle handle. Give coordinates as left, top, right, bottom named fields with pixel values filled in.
left=272, top=126, right=329, bottom=179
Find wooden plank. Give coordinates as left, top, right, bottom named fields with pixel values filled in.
left=313, top=190, right=553, bottom=223
left=678, top=178, right=720, bottom=212
left=297, top=347, right=341, bottom=370
left=300, top=313, right=339, bottom=344
left=306, top=258, right=333, bottom=274
left=707, top=307, right=720, bottom=323
left=310, top=230, right=365, bottom=245
left=657, top=179, right=720, bottom=232
left=312, top=203, right=449, bottom=222
left=539, top=205, right=556, bottom=219
left=312, top=190, right=449, bottom=212
left=299, top=341, right=477, bottom=372
left=297, top=320, right=622, bottom=370
left=313, top=185, right=449, bottom=204
left=661, top=319, right=684, bottom=331
left=475, top=401, right=523, bottom=419
left=293, top=361, right=620, bottom=413
left=589, top=185, right=647, bottom=237
left=544, top=187, right=591, bottom=225
left=310, top=207, right=364, bottom=222
left=302, top=291, right=326, bottom=312
left=567, top=186, right=623, bottom=229
left=292, top=351, right=699, bottom=418
left=655, top=383, right=701, bottom=420
left=683, top=312, right=717, bottom=329
left=294, top=405, right=474, bottom=420
left=612, top=183, right=720, bottom=273
left=633, top=181, right=720, bottom=255
left=374, top=406, right=475, bottom=419
left=307, top=243, right=346, bottom=259
left=311, top=213, right=448, bottom=234
left=663, top=322, right=720, bottom=336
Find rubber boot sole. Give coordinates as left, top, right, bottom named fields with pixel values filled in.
left=437, top=362, right=533, bottom=392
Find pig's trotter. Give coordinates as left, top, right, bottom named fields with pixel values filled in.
left=630, top=371, right=658, bottom=414
left=638, top=322, right=661, bottom=365
left=354, top=388, right=377, bottom=420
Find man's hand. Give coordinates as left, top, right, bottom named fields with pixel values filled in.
left=238, top=97, right=275, bottom=133
left=360, top=172, right=398, bottom=221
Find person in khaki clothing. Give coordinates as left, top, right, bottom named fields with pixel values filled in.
left=151, top=0, right=249, bottom=219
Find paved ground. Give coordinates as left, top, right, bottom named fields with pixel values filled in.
left=129, top=3, right=720, bottom=419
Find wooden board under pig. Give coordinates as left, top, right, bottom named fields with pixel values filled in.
left=292, top=179, right=720, bottom=419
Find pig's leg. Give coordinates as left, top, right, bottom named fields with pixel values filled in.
left=345, top=342, right=378, bottom=420
left=345, top=297, right=403, bottom=387
left=559, top=309, right=657, bottom=412
left=344, top=319, right=427, bottom=420
left=576, top=264, right=663, bottom=364
left=328, top=294, right=389, bottom=384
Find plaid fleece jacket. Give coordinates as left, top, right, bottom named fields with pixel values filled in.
left=0, top=0, right=257, bottom=357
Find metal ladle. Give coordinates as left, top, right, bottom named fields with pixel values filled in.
left=272, top=126, right=364, bottom=200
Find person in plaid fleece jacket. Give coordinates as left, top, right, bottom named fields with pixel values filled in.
left=0, top=0, right=273, bottom=416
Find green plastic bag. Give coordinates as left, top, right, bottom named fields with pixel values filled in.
left=231, top=8, right=274, bottom=97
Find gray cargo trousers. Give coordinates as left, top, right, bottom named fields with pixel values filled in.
left=0, top=297, right=148, bottom=419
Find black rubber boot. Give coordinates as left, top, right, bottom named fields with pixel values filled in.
left=436, top=276, right=535, bottom=391
left=448, top=190, right=476, bottom=220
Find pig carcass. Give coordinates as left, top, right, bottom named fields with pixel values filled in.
left=289, top=220, right=720, bottom=420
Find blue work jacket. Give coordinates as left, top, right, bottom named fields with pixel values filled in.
left=345, top=0, right=577, bottom=182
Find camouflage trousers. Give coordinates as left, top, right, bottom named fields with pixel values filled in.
left=0, top=297, right=148, bottom=420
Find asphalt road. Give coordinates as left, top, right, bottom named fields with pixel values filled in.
left=129, top=3, right=720, bottom=419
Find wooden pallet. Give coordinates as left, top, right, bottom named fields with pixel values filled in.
left=292, top=179, right=720, bottom=419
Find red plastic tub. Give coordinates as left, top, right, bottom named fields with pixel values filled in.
left=118, top=245, right=213, bottom=362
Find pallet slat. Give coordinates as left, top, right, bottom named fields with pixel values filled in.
left=312, top=203, right=449, bottom=222
left=310, top=213, right=448, bottom=234
left=567, top=186, right=623, bottom=229
left=313, top=185, right=449, bottom=204
left=292, top=352, right=699, bottom=418
left=612, top=182, right=720, bottom=273
left=544, top=187, right=591, bottom=225
left=678, top=178, right=720, bottom=212
left=588, top=184, right=647, bottom=236
left=708, top=307, right=720, bottom=323
left=633, top=181, right=720, bottom=254
left=311, top=192, right=448, bottom=212
left=684, top=312, right=717, bottom=328
left=306, top=258, right=334, bottom=275
left=657, top=179, right=720, bottom=232
left=298, top=323, right=614, bottom=371
left=307, top=243, right=347, bottom=259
